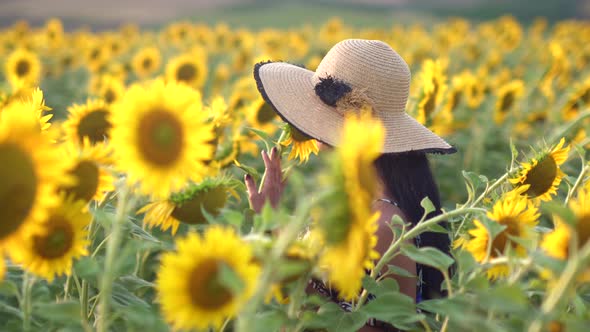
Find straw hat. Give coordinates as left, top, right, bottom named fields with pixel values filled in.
left=253, top=39, right=456, bottom=154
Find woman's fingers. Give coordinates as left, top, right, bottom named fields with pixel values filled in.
left=262, top=150, right=271, bottom=169
left=244, top=174, right=258, bottom=196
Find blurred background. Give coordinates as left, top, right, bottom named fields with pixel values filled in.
left=0, top=0, right=586, bottom=30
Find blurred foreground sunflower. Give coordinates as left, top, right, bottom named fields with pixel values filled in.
left=138, top=178, right=234, bottom=234
left=156, top=226, right=260, bottom=330
left=0, top=104, right=66, bottom=250
left=110, top=79, right=214, bottom=198
left=510, top=138, right=570, bottom=201
left=59, top=141, right=114, bottom=203
left=314, top=111, right=383, bottom=300
left=2, top=87, right=52, bottom=131
left=541, top=186, right=590, bottom=282
left=10, top=196, right=90, bottom=282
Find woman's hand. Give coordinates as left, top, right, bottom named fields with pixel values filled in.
left=244, top=147, right=286, bottom=213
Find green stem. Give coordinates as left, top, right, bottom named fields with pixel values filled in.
left=21, top=274, right=34, bottom=332
left=63, top=274, right=71, bottom=300
left=566, top=165, right=589, bottom=204
left=97, top=187, right=130, bottom=332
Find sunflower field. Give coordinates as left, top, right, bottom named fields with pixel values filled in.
left=1, top=15, right=590, bottom=332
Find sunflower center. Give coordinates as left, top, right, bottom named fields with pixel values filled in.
left=256, top=102, right=276, bottom=124
left=0, top=143, right=37, bottom=240
left=63, top=160, right=100, bottom=202
left=104, top=89, right=116, bottom=104
left=523, top=156, right=557, bottom=198
left=188, top=259, right=233, bottom=310
left=576, top=214, right=590, bottom=248
left=581, top=88, right=590, bottom=104
left=77, top=109, right=111, bottom=144
left=491, top=218, right=520, bottom=256
left=137, top=110, right=184, bottom=166
left=290, top=126, right=311, bottom=142
left=500, top=91, right=515, bottom=113
left=16, top=59, right=31, bottom=77
left=171, top=186, right=227, bottom=225
left=142, top=57, right=153, bottom=70
left=450, top=90, right=463, bottom=111
left=32, top=217, right=74, bottom=259
left=176, top=63, right=197, bottom=82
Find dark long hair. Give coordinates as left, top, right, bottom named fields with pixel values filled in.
left=374, top=152, right=449, bottom=300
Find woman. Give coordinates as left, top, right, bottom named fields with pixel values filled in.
left=245, top=39, right=456, bottom=330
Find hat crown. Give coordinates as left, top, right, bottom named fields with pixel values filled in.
left=313, top=39, right=411, bottom=114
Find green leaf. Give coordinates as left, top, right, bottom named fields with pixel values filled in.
left=34, top=301, right=81, bottom=323
left=118, top=275, right=155, bottom=291
left=234, top=161, right=261, bottom=180
left=542, top=201, right=576, bottom=226
left=74, top=256, right=101, bottom=284
left=303, top=302, right=368, bottom=332
left=386, top=264, right=416, bottom=278
left=242, top=208, right=255, bottom=233
left=479, top=217, right=507, bottom=242
left=247, top=127, right=272, bottom=151
left=401, top=245, right=454, bottom=272
left=420, top=197, right=435, bottom=217
left=360, top=292, right=419, bottom=329
left=475, top=284, right=528, bottom=314
left=249, top=310, right=289, bottom=332
left=0, top=280, right=19, bottom=297
left=425, top=223, right=449, bottom=234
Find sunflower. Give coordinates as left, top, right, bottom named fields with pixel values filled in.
left=131, top=46, right=162, bottom=79
left=461, top=191, right=539, bottom=279
left=91, top=75, right=125, bottom=104
left=58, top=141, right=114, bottom=203
left=84, top=42, right=110, bottom=73
left=463, top=71, right=486, bottom=109
left=541, top=186, right=590, bottom=282
left=416, top=59, right=448, bottom=126
left=0, top=103, right=66, bottom=250
left=156, top=226, right=260, bottom=330
left=493, top=80, right=524, bottom=124
left=247, top=98, right=279, bottom=135
left=110, top=79, right=214, bottom=198
left=9, top=196, right=90, bottom=282
left=165, top=53, right=207, bottom=88
left=4, top=48, right=42, bottom=89
left=314, top=111, right=383, bottom=300
left=281, top=125, right=319, bottom=164
left=63, top=99, right=112, bottom=146
left=561, top=77, right=590, bottom=121
left=44, top=18, right=64, bottom=49
left=510, top=138, right=570, bottom=202
left=138, top=178, right=232, bottom=234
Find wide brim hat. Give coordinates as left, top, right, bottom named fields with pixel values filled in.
left=253, top=39, right=456, bottom=154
